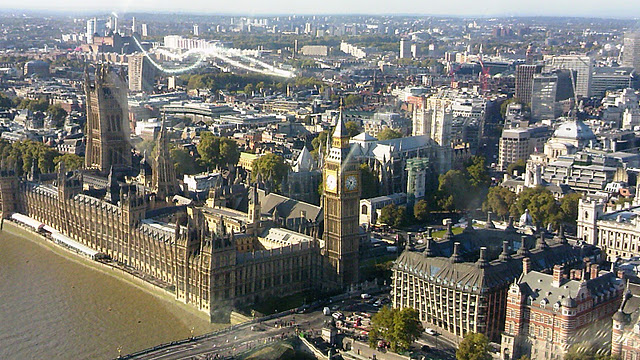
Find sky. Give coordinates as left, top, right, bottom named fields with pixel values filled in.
left=5, top=0, right=640, bottom=18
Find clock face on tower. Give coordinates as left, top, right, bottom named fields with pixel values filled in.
left=326, top=173, right=338, bottom=192
left=345, top=175, right=358, bottom=191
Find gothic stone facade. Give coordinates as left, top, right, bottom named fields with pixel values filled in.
left=1, top=165, right=320, bottom=320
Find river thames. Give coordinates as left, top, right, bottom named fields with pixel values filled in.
left=0, top=224, right=223, bottom=360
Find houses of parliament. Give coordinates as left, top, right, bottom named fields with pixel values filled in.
left=0, top=64, right=362, bottom=320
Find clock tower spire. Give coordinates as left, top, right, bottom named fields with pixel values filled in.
left=323, top=99, right=360, bottom=289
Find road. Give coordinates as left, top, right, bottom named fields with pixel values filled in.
left=124, top=309, right=327, bottom=360
left=123, top=294, right=458, bottom=360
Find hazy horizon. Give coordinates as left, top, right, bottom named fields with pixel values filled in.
left=4, top=0, right=640, bottom=19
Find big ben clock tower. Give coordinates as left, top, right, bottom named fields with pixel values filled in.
left=323, top=105, right=360, bottom=289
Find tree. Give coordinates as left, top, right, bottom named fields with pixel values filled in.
left=369, top=306, right=423, bottom=353
left=507, top=159, right=526, bottom=176
left=54, top=154, right=83, bottom=171
left=456, top=332, right=491, bottom=360
left=243, top=83, right=254, bottom=95
left=377, top=128, right=402, bottom=141
left=465, top=156, right=490, bottom=189
left=559, top=193, right=582, bottom=227
left=197, top=132, right=240, bottom=170
left=252, top=153, right=289, bottom=192
left=379, top=203, right=406, bottom=227
left=359, top=163, right=379, bottom=199
left=483, top=186, right=517, bottom=220
left=0, top=92, right=13, bottom=109
left=17, top=97, right=48, bottom=112
left=47, top=104, right=68, bottom=127
left=345, top=121, right=362, bottom=138
left=413, top=199, right=431, bottom=222
left=511, top=186, right=560, bottom=227
left=438, top=170, right=471, bottom=212
left=170, top=148, right=202, bottom=178
left=344, top=94, right=363, bottom=107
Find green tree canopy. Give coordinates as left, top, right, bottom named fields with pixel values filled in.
left=379, top=203, right=407, bottom=227
left=369, top=306, right=423, bottom=353
left=345, top=121, right=362, bottom=138
left=414, top=199, right=431, bottom=222
left=252, top=153, right=290, bottom=192
left=438, top=170, right=471, bottom=212
left=0, top=139, right=64, bottom=176
left=507, top=159, right=526, bottom=176
left=0, top=92, right=14, bottom=109
left=47, top=103, right=68, bottom=127
left=17, top=97, right=48, bottom=112
left=344, top=94, right=363, bottom=107
left=377, top=128, right=403, bottom=141
left=170, top=148, right=202, bottom=178
left=511, top=186, right=560, bottom=227
left=559, top=192, right=582, bottom=227
left=54, top=153, right=83, bottom=171
left=197, top=132, right=240, bottom=170
left=465, top=156, right=490, bottom=189
left=360, top=163, right=380, bottom=199
left=456, top=332, right=491, bottom=360
left=483, top=186, right=517, bottom=220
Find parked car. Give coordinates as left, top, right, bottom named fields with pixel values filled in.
left=361, top=293, right=372, bottom=299
left=425, top=328, right=437, bottom=335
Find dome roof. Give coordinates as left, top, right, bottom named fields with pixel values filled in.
left=553, top=119, right=596, bottom=141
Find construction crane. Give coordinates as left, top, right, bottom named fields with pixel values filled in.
left=477, top=57, right=491, bottom=92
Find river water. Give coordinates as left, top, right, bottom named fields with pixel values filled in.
left=0, top=224, right=224, bottom=360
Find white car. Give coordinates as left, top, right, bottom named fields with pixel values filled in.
left=425, top=328, right=437, bottom=335
left=361, top=293, right=372, bottom=299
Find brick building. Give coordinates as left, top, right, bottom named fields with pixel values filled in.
left=502, top=262, right=623, bottom=360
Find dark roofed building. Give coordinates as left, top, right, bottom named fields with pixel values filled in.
left=392, top=223, right=601, bottom=342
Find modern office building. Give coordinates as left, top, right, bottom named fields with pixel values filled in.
left=515, top=64, right=543, bottom=104
left=591, top=67, right=634, bottom=98
left=128, top=53, right=156, bottom=93
left=548, top=55, right=593, bottom=98
left=400, top=38, right=411, bottom=59
left=623, top=32, right=640, bottom=73
left=498, top=126, right=551, bottom=171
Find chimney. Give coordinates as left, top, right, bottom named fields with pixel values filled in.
left=553, top=264, right=564, bottom=287
left=590, top=264, right=599, bottom=279
left=574, top=269, right=582, bottom=280
left=617, top=270, right=626, bottom=280
left=499, top=240, right=511, bottom=262
left=570, top=269, right=576, bottom=280
left=450, top=242, right=462, bottom=263
left=476, top=247, right=489, bottom=268
left=443, top=219, right=454, bottom=240
left=536, top=232, right=548, bottom=250
left=517, top=236, right=530, bottom=256
left=423, top=228, right=434, bottom=257
left=522, top=257, right=532, bottom=275
left=485, top=211, right=496, bottom=229
left=583, top=258, right=591, bottom=280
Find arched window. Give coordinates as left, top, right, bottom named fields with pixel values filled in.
left=584, top=211, right=589, bottom=220
left=362, top=205, right=368, bottom=215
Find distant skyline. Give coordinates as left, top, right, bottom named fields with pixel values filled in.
left=7, top=0, right=640, bottom=18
